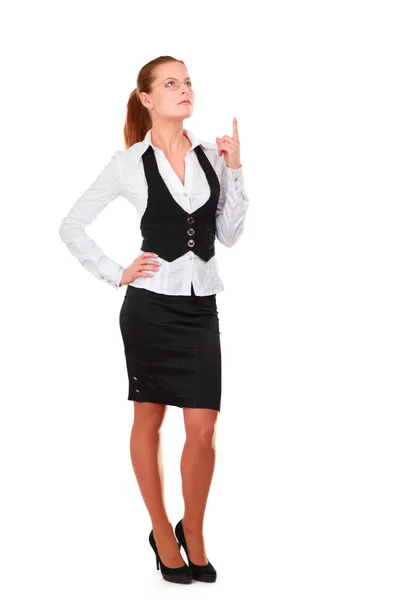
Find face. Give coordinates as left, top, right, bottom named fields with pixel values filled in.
left=140, top=62, right=194, bottom=120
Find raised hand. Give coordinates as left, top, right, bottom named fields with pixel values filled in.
left=215, top=117, right=242, bottom=169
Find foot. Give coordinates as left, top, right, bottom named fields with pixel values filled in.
left=181, top=519, right=209, bottom=566
left=152, top=521, right=186, bottom=569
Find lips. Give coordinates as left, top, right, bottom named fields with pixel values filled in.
left=179, top=100, right=191, bottom=105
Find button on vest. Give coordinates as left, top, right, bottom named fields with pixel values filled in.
left=140, top=144, right=220, bottom=262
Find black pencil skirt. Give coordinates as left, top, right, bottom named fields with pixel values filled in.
left=119, top=283, right=221, bottom=411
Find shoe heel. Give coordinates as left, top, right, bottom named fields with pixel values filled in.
left=174, top=519, right=217, bottom=583
left=149, top=529, right=192, bottom=584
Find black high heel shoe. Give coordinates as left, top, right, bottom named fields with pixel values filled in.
left=148, top=529, right=193, bottom=584
left=174, top=519, right=217, bottom=583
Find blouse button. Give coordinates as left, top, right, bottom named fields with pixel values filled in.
left=187, top=216, right=194, bottom=224
left=187, top=228, right=195, bottom=236
left=187, top=240, right=195, bottom=248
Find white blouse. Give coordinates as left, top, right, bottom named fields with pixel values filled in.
left=58, top=127, right=250, bottom=295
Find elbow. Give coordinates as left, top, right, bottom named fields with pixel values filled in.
left=216, top=224, right=245, bottom=247
left=58, top=216, right=73, bottom=243
left=216, top=233, right=238, bottom=248
left=224, top=237, right=237, bottom=248
left=58, top=216, right=84, bottom=242
left=58, top=218, right=67, bottom=241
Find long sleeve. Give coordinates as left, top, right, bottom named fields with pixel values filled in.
left=58, top=151, right=125, bottom=290
left=215, top=156, right=250, bottom=247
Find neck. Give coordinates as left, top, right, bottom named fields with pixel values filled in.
left=150, top=121, right=191, bottom=155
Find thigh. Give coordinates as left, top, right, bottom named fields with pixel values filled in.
left=133, top=401, right=167, bottom=430
left=119, top=287, right=150, bottom=352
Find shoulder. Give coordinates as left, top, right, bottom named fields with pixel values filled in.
left=118, top=140, right=145, bottom=160
left=110, top=143, right=149, bottom=193
left=115, top=141, right=149, bottom=176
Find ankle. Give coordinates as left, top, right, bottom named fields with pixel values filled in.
left=182, top=518, right=203, bottom=535
left=151, top=518, right=172, bottom=532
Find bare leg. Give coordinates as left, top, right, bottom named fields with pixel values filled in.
left=130, top=401, right=185, bottom=568
left=180, top=407, right=219, bottom=565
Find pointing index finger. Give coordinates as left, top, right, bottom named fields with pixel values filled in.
left=232, top=117, right=239, bottom=141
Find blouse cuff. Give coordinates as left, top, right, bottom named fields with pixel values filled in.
left=225, top=165, right=246, bottom=197
left=225, top=164, right=243, bottom=182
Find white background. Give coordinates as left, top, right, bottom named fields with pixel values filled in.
left=1, top=0, right=403, bottom=598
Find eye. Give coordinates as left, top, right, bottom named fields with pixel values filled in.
left=165, top=80, right=176, bottom=87
left=186, top=81, right=192, bottom=88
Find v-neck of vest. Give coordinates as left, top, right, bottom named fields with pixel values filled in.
left=143, top=144, right=215, bottom=217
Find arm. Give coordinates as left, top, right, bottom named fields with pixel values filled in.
left=215, top=156, right=250, bottom=247
left=58, top=151, right=125, bottom=290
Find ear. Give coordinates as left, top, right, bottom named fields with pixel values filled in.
left=139, top=91, right=152, bottom=110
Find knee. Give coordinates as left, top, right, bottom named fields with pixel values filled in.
left=186, top=422, right=216, bottom=447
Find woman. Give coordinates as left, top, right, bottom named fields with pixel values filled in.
left=58, top=55, right=250, bottom=584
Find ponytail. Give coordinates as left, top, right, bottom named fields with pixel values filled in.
left=123, top=87, right=151, bottom=148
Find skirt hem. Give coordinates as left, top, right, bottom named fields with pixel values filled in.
left=127, top=397, right=220, bottom=411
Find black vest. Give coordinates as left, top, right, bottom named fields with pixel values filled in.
left=140, top=144, right=220, bottom=262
